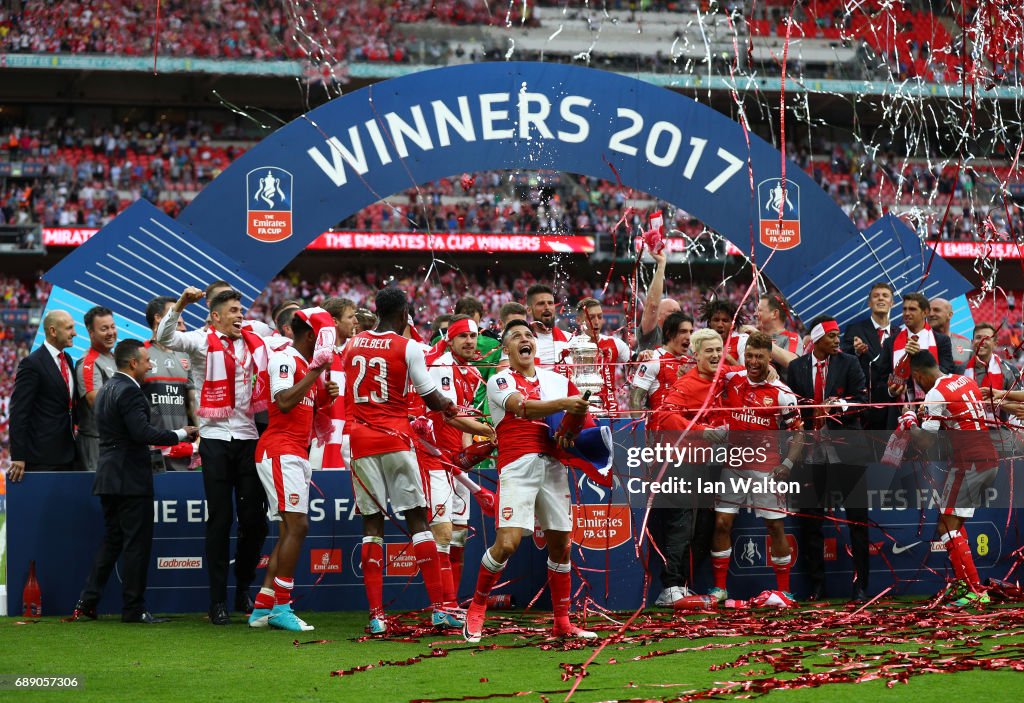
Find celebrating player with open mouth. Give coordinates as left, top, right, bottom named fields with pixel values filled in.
left=710, top=332, right=804, bottom=605
left=463, top=319, right=595, bottom=643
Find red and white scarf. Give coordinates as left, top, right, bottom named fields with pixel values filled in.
left=966, top=355, right=1004, bottom=391
left=531, top=320, right=571, bottom=371
left=892, top=324, right=938, bottom=375
left=200, top=328, right=270, bottom=419
left=892, top=324, right=938, bottom=400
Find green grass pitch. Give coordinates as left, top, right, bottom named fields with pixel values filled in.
left=2, top=600, right=1023, bottom=702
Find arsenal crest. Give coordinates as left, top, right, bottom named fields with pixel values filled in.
left=288, top=493, right=300, bottom=506
left=502, top=506, right=513, bottom=520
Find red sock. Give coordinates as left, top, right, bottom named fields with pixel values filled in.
left=412, top=532, right=445, bottom=607
left=273, top=576, right=293, bottom=606
left=548, top=559, right=572, bottom=631
left=955, top=526, right=979, bottom=583
left=437, top=548, right=456, bottom=604
left=711, top=550, right=731, bottom=590
left=944, top=530, right=980, bottom=589
left=771, top=554, right=792, bottom=592
left=450, top=545, right=465, bottom=593
left=361, top=537, right=384, bottom=616
left=254, top=587, right=274, bottom=610
left=472, top=549, right=506, bottom=607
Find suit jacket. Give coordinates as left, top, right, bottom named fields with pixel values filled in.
left=786, top=350, right=869, bottom=465
left=841, top=317, right=898, bottom=430
left=872, top=329, right=955, bottom=429
left=93, top=373, right=180, bottom=497
left=9, top=345, right=77, bottom=466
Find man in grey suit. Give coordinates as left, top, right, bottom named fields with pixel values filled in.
left=72, top=339, right=197, bottom=623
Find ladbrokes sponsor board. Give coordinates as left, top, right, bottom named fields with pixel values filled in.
left=157, top=557, right=202, bottom=569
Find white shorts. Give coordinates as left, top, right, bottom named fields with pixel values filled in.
left=427, top=470, right=456, bottom=526
left=941, top=464, right=998, bottom=518
left=714, top=468, right=788, bottom=520
left=498, top=453, right=572, bottom=534
left=350, top=450, right=426, bottom=516
left=452, top=476, right=470, bottom=527
left=257, top=452, right=312, bottom=521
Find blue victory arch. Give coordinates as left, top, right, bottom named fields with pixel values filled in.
left=43, top=61, right=972, bottom=330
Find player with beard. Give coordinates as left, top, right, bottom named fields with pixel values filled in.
left=463, top=320, right=594, bottom=642
left=414, top=315, right=496, bottom=608
left=526, top=284, right=569, bottom=370
left=709, top=332, right=804, bottom=605
left=157, top=286, right=272, bottom=624
left=629, top=312, right=695, bottom=419
left=566, top=298, right=630, bottom=417
left=347, top=288, right=480, bottom=635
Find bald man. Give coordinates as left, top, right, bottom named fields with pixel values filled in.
left=638, top=249, right=683, bottom=353
left=929, top=298, right=972, bottom=371
left=8, top=310, right=79, bottom=481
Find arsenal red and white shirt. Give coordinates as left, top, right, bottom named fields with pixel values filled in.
left=920, top=374, right=998, bottom=468
left=487, top=367, right=578, bottom=470
left=631, top=346, right=693, bottom=411
left=721, top=370, right=801, bottom=471
left=346, top=331, right=436, bottom=460
left=257, top=347, right=319, bottom=459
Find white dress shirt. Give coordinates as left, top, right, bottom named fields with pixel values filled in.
left=155, top=310, right=259, bottom=441
left=43, top=339, right=73, bottom=398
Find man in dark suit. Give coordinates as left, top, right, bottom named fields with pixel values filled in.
left=72, top=339, right=197, bottom=623
left=873, top=292, right=955, bottom=430
left=8, top=309, right=79, bottom=482
left=841, top=281, right=898, bottom=431
left=787, top=315, right=872, bottom=602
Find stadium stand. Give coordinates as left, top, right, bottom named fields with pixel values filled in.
left=0, top=1, right=1018, bottom=81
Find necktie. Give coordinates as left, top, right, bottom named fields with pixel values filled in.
left=814, top=360, right=826, bottom=430
left=58, top=352, right=72, bottom=408
left=877, top=327, right=885, bottom=345
left=814, top=360, right=826, bottom=405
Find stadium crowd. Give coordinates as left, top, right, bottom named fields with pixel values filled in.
left=0, top=1, right=1018, bottom=82
left=1, top=117, right=1020, bottom=241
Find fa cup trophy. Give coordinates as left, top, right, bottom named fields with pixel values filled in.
left=566, top=336, right=605, bottom=416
